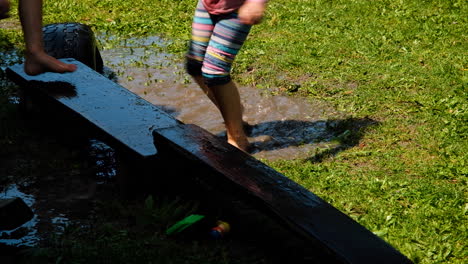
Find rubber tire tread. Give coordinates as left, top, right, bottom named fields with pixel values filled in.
left=42, top=22, right=104, bottom=73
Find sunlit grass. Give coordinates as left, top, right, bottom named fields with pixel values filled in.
left=1, top=0, right=466, bottom=263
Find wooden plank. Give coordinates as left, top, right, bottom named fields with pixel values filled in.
left=153, top=123, right=413, bottom=264
left=6, top=59, right=180, bottom=158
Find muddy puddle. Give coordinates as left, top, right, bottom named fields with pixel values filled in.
left=1, top=34, right=347, bottom=249
left=0, top=139, right=119, bottom=249
left=100, top=35, right=344, bottom=161
left=0, top=185, right=39, bottom=247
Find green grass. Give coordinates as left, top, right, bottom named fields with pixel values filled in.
left=1, top=0, right=467, bottom=263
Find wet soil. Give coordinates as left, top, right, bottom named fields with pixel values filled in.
left=0, top=20, right=21, bottom=30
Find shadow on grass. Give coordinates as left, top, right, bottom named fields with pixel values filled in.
left=214, top=117, right=379, bottom=160
left=305, top=117, right=380, bottom=163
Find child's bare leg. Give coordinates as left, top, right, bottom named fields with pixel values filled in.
left=193, top=75, right=219, bottom=109
left=193, top=75, right=249, bottom=127
left=19, top=0, right=76, bottom=75
left=193, top=75, right=252, bottom=140
left=193, top=75, right=247, bottom=115
left=210, top=80, right=250, bottom=152
left=0, top=0, right=10, bottom=19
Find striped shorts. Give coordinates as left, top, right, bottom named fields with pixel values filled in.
left=186, top=0, right=252, bottom=86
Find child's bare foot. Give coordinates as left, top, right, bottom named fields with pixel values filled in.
left=227, top=138, right=251, bottom=153
left=227, top=132, right=252, bottom=153
left=24, top=51, right=77, bottom=76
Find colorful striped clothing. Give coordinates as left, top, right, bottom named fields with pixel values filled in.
left=186, top=0, right=253, bottom=86
left=203, top=0, right=267, bottom=15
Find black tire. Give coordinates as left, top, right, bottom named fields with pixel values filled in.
left=42, top=22, right=104, bottom=73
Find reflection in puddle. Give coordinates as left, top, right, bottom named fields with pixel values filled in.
left=50, top=214, right=69, bottom=233
left=8, top=96, right=20, bottom=104
left=0, top=50, right=23, bottom=72
left=0, top=140, right=117, bottom=248
left=99, top=35, right=344, bottom=161
left=89, top=139, right=117, bottom=181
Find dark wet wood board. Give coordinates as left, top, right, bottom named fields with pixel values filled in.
left=153, top=124, right=412, bottom=264
left=6, top=59, right=179, bottom=158
left=7, top=59, right=412, bottom=263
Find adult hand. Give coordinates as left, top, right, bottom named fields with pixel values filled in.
left=0, top=0, right=10, bottom=19
left=24, top=50, right=77, bottom=76
left=238, top=1, right=266, bottom=25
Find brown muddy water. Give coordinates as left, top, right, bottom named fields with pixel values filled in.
left=1, top=35, right=347, bottom=250
left=101, top=36, right=344, bottom=160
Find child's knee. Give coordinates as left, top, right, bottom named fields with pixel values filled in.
left=202, top=73, right=231, bottom=87
left=186, top=57, right=232, bottom=86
